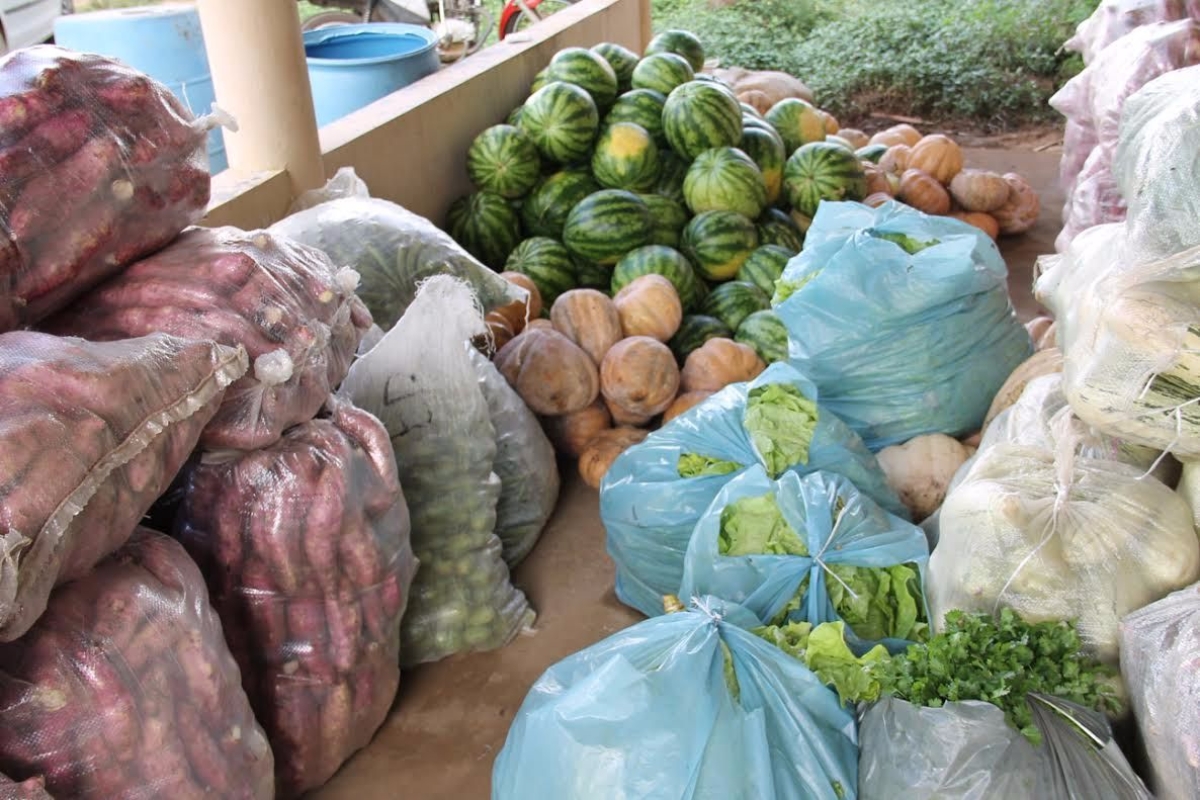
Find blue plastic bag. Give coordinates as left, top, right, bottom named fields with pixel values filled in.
left=491, top=596, right=859, bottom=800
left=600, top=362, right=906, bottom=618
left=680, top=466, right=931, bottom=654
left=773, top=200, right=1033, bottom=451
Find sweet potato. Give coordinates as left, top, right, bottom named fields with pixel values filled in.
left=0, top=772, right=53, bottom=799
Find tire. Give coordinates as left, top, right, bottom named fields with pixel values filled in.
left=300, top=10, right=364, bottom=30
left=501, top=0, right=575, bottom=37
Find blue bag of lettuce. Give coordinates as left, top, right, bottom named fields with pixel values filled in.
left=772, top=200, right=1033, bottom=451
left=600, top=361, right=906, bottom=618
left=680, top=466, right=931, bottom=654
left=491, top=596, right=859, bottom=800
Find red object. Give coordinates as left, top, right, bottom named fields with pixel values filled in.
left=498, top=0, right=546, bottom=39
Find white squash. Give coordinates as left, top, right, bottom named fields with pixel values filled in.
left=876, top=433, right=973, bottom=521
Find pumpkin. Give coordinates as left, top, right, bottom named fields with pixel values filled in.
left=601, top=336, right=681, bottom=420
left=525, top=318, right=554, bottom=332
left=820, top=110, right=840, bottom=134
left=484, top=312, right=515, bottom=352
left=991, top=173, right=1040, bottom=235
left=605, top=397, right=655, bottom=427
left=982, top=347, right=1064, bottom=431
left=907, top=134, right=963, bottom=184
left=863, top=162, right=894, bottom=197
left=876, top=434, right=973, bottom=521
left=613, top=274, right=683, bottom=342
left=869, top=123, right=921, bottom=149
left=950, top=211, right=1000, bottom=239
left=663, top=390, right=713, bottom=423
left=898, top=169, right=951, bottom=216
left=550, top=288, right=624, bottom=365
left=878, top=144, right=911, bottom=176
left=1025, top=315, right=1054, bottom=345
left=579, top=427, right=650, bottom=489
left=542, top=399, right=612, bottom=457
left=738, top=89, right=773, bottom=116
left=494, top=271, right=544, bottom=333
left=948, top=169, right=1009, bottom=213
left=494, top=327, right=600, bottom=415
left=680, top=337, right=765, bottom=393
left=838, top=128, right=869, bottom=149
left=863, top=192, right=892, bottom=208
left=1036, top=321, right=1057, bottom=351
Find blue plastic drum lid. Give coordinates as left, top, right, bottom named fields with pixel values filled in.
left=53, top=4, right=228, bottom=174
left=304, top=23, right=440, bottom=129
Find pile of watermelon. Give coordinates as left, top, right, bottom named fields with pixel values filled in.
left=444, top=29, right=872, bottom=368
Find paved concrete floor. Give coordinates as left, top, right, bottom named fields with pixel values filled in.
left=309, top=148, right=1065, bottom=800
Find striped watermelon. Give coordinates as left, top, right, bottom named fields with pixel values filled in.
left=591, top=122, right=661, bottom=192
left=547, top=47, right=620, bottom=110
left=530, top=67, right=549, bottom=94
left=506, top=106, right=523, bottom=126
left=683, top=146, right=768, bottom=218
left=737, top=245, right=793, bottom=295
left=765, top=98, right=827, bottom=155
left=825, top=135, right=855, bottom=152
left=654, top=149, right=689, bottom=204
left=681, top=210, right=759, bottom=281
left=856, top=144, right=888, bottom=163
left=505, top=237, right=577, bottom=306
left=784, top=141, right=868, bottom=218
left=640, top=193, right=689, bottom=249
left=562, top=189, right=653, bottom=265
left=446, top=191, right=522, bottom=270
left=612, top=244, right=704, bottom=310
left=735, top=309, right=788, bottom=364
left=631, top=52, right=695, bottom=96
left=519, top=82, right=600, bottom=165
left=741, top=102, right=765, bottom=120
left=521, top=168, right=599, bottom=239
left=572, top=256, right=611, bottom=291
left=738, top=125, right=786, bottom=206
left=756, top=207, right=804, bottom=253
left=700, top=280, right=771, bottom=331
left=466, top=124, right=541, bottom=199
left=669, top=315, right=734, bottom=363
left=605, top=89, right=667, bottom=145
left=644, top=29, right=706, bottom=72
left=592, top=42, right=639, bottom=92
left=662, top=80, right=743, bottom=160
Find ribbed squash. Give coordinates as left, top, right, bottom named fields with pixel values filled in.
left=663, top=390, right=713, bottom=423
left=863, top=162, right=895, bottom=197
left=899, top=169, right=951, bottom=216
left=495, top=327, right=600, bottom=415
left=542, top=399, right=612, bottom=457
left=680, top=337, right=765, bottom=393
left=878, top=144, right=911, bottom=176
left=982, top=347, right=1064, bottom=431
left=951, top=211, right=1000, bottom=239
left=870, top=124, right=921, bottom=148
left=908, top=134, right=963, bottom=184
left=863, top=192, right=892, bottom=208
left=551, top=289, right=625, bottom=365
left=992, top=173, right=1040, bottom=235
left=579, top=426, right=650, bottom=488
left=948, top=169, right=1009, bottom=213
left=605, top=397, right=655, bottom=427
left=493, top=271, right=544, bottom=334
left=525, top=318, right=554, bottom=332
left=485, top=312, right=516, bottom=351
left=600, top=336, right=681, bottom=419
left=838, top=128, right=869, bottom=149
left=613, top=274, right=683, bottom=342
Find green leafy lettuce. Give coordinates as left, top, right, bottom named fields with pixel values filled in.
left=718, top=493, right=809, bottom=557
left=871, top=230, right=941, bottom=254
left=720, top=639, right=741, bottom=702
left=744, top=384, right=820, bottom=478
left=678, top=453, right=742, bottom=478
left=752, top=619, right=891, bottom=705
left=826, top=562, right=929, bottom=643
left=772, top=272, right=818, bottom=304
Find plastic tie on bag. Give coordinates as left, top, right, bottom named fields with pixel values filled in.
left=198, top=102, right=238, bottom=135
left=334, top=267, right=362, bottom=295
left=0, top=531, right=30, bottom=617
left=812, top=502, right=860, bottom=603
left=253, top=348, right=295, bottom=386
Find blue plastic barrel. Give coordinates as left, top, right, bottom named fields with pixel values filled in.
left=303, top=23, right=440, bottom=128
left=53, top=4, right=228, bottom=173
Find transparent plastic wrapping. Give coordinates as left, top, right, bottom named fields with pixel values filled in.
left=1064, top=0, right=1200, bottom=64
left=600, top=361, right=905, bottom=618
left=340, top=276, right=533, bottom=665
left=42, top=226, right=373, bottom=452
left=772, top=200, right=1032, bottom=451
left=0, top=528, right=274, bottom=799
left=1059, top=120, right=1099, bottom=197
left=468, top=347, right=559, bottom=568
left=0, top=772, right=51, bottom=799
left=1120, top=580, right=1200, bottom=799
left=1055, top=145, right=1127, bottom=253
left=0, top=45, right=231, bottom=332
left=492, top=596, right=858, bottom=800
left=0, top=331, right=248, bottom=642
left=680, top=466, right=931, bottom=654
left=175, top=396, right=415, bottom=798
left=269, top=168, right=527, bottom=330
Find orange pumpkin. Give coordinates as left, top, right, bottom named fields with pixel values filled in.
left=612, top=274, right=683, bottom=342
left=863, top=192, right=893, bottom=208
left=494, top=271, right=544, bottom=333
left=680, top=338, right=766, bottom=393
left=991, top=173, right=1040, bottom=235
left=863, top=162, right=895, bottom=197
left=838, top=128, right=869, bottom=150
left=550, top=288, right=624, bottom=365
left=494, top=327, right=599, bottom=416
left=948, top=169, right=1010, bottom=213
left=951, top=211, right=1000, bottom=239
left=542, top=399, right=612, bottom=457
left=600, top=336, right=681, bottom=420
left=579, top=427, right=650, bottom=489
left=878, top=144, right=912, bottom=176
left=908, top=134, right=963, bottom=184
left=898, top=169, right=952, bottom=216
left=663, top=390, right=714, bottom=423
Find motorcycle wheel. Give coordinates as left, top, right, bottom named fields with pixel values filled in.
left=301, top=10, right=365, bottom=30
left=501, top=0, right=575, bottom=37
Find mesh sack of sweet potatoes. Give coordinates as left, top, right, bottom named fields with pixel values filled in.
left=0, top=45, right=231, bottom=332
left=175, top=395, right=416, bottom=798
left=0, top=331, right=248, bottom=643
left=0, top=528, right=275, bottom=799
left=42, top=226, right=373, bottom=452
left=0, top=772, right=51, bottom=799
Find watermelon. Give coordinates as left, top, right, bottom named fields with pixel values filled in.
left=738, top=125, right=786, bottom=206
left=612, top=244, right=704, bottom=310
left=562, top=189, right=653, bottom=265
left=446, top=191, right=522, bottom=270
left=856, top=144, right=888, bottom=163
left=591, top=122, right=661, bottom=192
left=662, top=80, right=743, bottom=160
left=466, top=124, right=541, bottom=199
left=683, top=146, right=767, bottom=218
left=737, top=244, right=793, bottom=295
left=644, top=29, right=706, bottom=72
left=630, top=52, right=695, bottom=96
left=654, top=149, right=689, bottom=204
left=825, top=135, right=855, bottom=151
left=506, top=106, right=523, bottom=126
left=669, top=314, right=734, bottom=363
left=605, top=89, right=667, bottom=145
left=572, top=256, right=611, bottom=291
left=756, top=207, right=804, bottom=252
left=640, top=193, right=689, bottom=249
left=681, top=210, right=759, bottom=281
left=520, top=168, right=599, bottom=239
left=700, top=280, right=771, bottom=331
left=546, top=47, right=620, bottom=110
left=765, top=98, right=826, bottom=155
left=740, top=102, right=765, bottom=120
left=505, top=237, right=577, bottom=306
left=735, top=309, right=788, bottom=364
left=784, top=141, right=868, bottom=218
left=592, top=42, right=639, bottom=92
left=519, top=81, right=600, bottom=165
left=530, top=67, right=549, bottom=94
